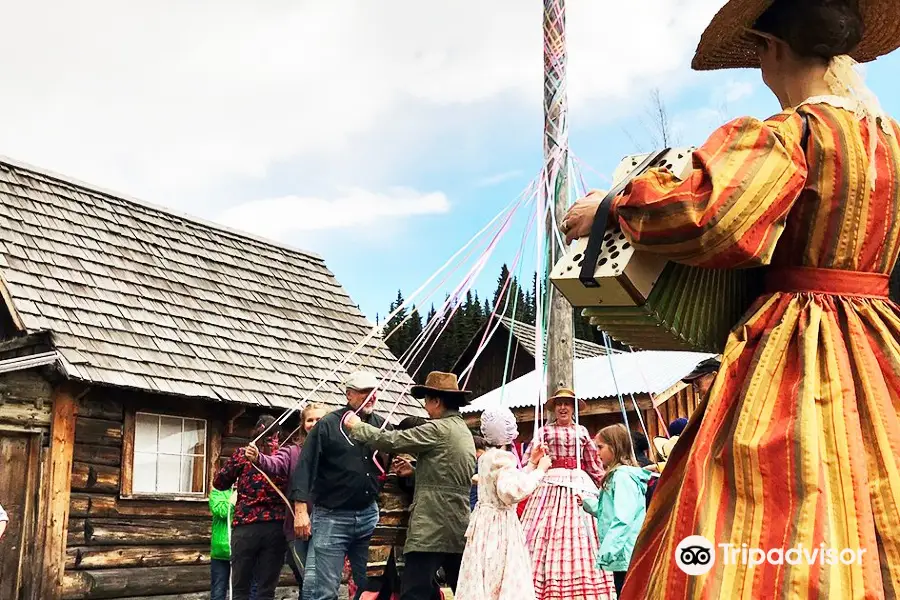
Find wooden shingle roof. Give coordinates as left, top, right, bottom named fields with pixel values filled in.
left=495, top=316, right=609, bottom=359
left=0, top=157, right=424, bottom=417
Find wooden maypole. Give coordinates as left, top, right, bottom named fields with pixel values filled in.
left=542, top=0, right=573, bottom=396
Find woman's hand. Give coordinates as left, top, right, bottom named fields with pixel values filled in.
left=529, top=442, right=548, bottom=465
left=244, top=442, right=259, bottom=463
left=561, top=191, right=610, bottom=244
left=536, top=455, right=552, bottom=472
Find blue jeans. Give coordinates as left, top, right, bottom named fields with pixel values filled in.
left=302, top=502, right=379, bottom=600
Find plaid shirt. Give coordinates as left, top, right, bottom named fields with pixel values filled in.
left=213, top=441, right=288, bottom=527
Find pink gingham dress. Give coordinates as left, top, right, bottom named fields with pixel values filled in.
left=455, top=449, right=545, bottom=600
left=520, top=424, right=615, bottom=600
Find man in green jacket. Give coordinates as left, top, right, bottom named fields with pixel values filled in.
left=345, top=371, right=475, bottom=600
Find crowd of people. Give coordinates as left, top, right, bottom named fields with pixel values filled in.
left=210, top=369, right=672, bottom=600
left=205, top=0, right=900, bottom=597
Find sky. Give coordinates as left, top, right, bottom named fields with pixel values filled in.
left=2, top=1, right=900, bottom=323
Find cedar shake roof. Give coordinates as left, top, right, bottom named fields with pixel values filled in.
left=0, top=157, right=424, bottom=417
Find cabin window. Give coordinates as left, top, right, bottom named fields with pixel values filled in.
left=131, top=412, right=207, bottom=495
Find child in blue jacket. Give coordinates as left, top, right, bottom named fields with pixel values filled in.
left=579, top=424, right=650, bottom=597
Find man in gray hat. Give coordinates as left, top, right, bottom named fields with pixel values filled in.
left=290, top=371, right=388, bottom=600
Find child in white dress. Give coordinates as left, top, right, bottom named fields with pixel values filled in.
left=455, top=407, right=551, bottom=600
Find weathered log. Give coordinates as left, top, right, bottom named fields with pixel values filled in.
left=44, top=383, right=79, bottom=600
left=95, top=585, right=301, bottom=600
left=61, top=565, right=210, bottom=599
left=0, top=398, right=52, bottom=430
left=69, top=494, right=210, bottom=520
left=69, top=517, right=210, bottom=546
left=70, top=462, right=120, bottom=493
left=76, top=396, right=123, bottom=421
left=0, top=370, right=53, bottom=404
left=66, top=544, right=209, bottom=569
left=74, top=417, right=122, bottom=447
left=69, top=495, right=91, bottom=518
left=73, top=443, right=121, bottom=467
left=371, top=525, right=407, bottom=547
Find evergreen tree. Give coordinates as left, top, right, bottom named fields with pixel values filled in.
left=492, top=264, right=512, bottom=309
left=384, top=289, right=409, bottom=360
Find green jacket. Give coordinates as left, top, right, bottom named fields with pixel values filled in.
left=582, top=466, right=650, bottom=572
left=351, top=411, right=475, bottom=554
left=209, top=488, right=235, bottom=560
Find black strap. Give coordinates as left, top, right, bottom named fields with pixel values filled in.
left=799, top=112, right=811, bottom=153
left=578, top=148, right=670, bottom=287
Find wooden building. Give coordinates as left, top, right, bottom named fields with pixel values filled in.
left=0, top=157, right=423, bottom=600
left=459, top=333, right=719, bottom=452
left=452, top=316, right=609, bottom=399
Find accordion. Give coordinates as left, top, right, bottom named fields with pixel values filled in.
left=550, top=147, right=761, bottom=353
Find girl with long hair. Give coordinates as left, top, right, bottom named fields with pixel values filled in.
left=578, top=425, right=650, bottom=597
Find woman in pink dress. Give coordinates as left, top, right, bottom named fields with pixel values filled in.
left=520, top=388, right=615, bottom=600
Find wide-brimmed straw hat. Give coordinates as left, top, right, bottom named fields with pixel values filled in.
left=544, top=387, right=588, bottom=412
left=411, top=371, right=472, bottom=405
left=653, top=435, right=681, bottom=461
left=692, top=0, right=900, bottom=71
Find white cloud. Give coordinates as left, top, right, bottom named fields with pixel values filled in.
left=216, top=187, right=450, bottom=241
left=0, top=0, right=724, bottom=205
left=722, top=80, right=756, bottom=103
left=475, top=170, right=524, bottom=187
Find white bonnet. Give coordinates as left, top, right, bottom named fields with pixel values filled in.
left=480, top=406, right=519, bottom=447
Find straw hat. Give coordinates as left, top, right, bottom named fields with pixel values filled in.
left=692, top=0, right=900, bottom=71
left=411, top=371, right=472, bottom=405
left=544, top=387, right=588, bottom=412
left=653, top=435, right=681, bottom=462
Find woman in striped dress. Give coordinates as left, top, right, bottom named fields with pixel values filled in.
left=520, top=389, right=615, bottom=600
left=562, top=0, right=900, bottom=597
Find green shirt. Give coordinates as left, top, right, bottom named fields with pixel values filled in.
left=351, top=411, right=475, bottom=554
left=209, top=488, right=235, bottom=560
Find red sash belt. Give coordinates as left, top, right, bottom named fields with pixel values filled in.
left=765, top=266, right=889, bottom=298
left=551, top=458, right=578, bottom=469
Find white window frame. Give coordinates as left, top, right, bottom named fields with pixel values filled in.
left=128, top=411, right=208, bottom=498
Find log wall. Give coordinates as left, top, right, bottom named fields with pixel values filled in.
left=61, top=390, right=296, bottom=599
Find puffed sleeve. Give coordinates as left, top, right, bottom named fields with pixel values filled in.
left=494, top=451, right=545, bottom=506
left=612, top=110, right=808, bottom=268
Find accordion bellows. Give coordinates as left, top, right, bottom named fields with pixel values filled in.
left=550, top=148, right=760, bottom=353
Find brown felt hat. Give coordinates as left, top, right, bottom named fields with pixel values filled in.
left=411, top=371, right=472, bottom=404
left=544, top=387, right=587, bottom=411
left=691, top=0, right=900, bottom=71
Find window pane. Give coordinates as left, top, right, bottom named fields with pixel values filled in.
left=156, top=454, right=181, bottom=493
left=181, top=455, right=205, bottom=494
left=182, top=419, right=206, bottom=456
left=133, top=452, right=157, bottom=493
left=158, top=416, right=182, bottom=454
left=134, top=414, right=159, bottom=453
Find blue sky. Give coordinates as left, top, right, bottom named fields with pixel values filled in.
left=1, top=1, right=899, bottom=324
left=329, top=50, right=900, bottom=322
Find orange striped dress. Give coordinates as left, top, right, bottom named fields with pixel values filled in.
left=612, top=97, right=900, bottom=599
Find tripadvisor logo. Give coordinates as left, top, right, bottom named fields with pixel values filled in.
left=675, top=536, right=868, bottom=576
left=675, top=535, right=715, bottom=576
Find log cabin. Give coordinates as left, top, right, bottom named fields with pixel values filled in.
left=0, top=157, right=424, bottom=600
